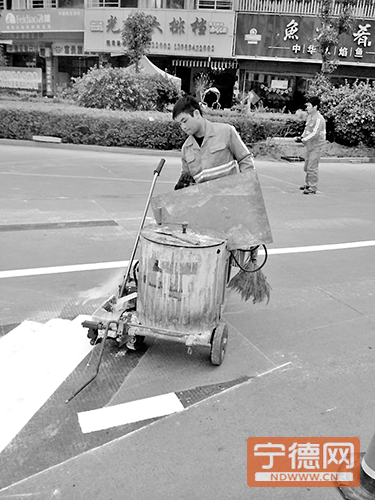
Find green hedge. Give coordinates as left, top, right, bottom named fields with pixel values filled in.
left=0, top=100, right=305, bottom=150
left=71, top=68, right=182, bottom=112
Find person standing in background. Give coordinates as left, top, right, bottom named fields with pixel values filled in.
left=296, top=96, right=326, bottom=195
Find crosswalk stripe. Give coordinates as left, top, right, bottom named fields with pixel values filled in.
left=78, top=393, right=184, bottom=434
left=0, top=315, right=93, bottom=454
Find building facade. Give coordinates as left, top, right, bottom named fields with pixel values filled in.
left=234, top=0, right=375, bottom=111
left=1, top=0, right=375, bottom=108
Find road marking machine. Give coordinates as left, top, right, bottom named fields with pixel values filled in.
left=67, top=159, right=272, bottom=403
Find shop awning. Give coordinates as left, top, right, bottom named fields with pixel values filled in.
left=123, top=56, right=181, bottom=89
left=172, top=59, right=238, bottom=70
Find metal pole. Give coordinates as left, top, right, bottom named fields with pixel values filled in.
left=118, top=158, right=165, bottom=298
left=65, top=321, right=116, bottom=404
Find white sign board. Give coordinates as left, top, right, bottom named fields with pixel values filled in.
left=0, top=67, right=42, bottom=91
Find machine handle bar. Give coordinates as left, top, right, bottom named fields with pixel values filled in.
left=154, top=158, right=165, bottom=176
left=118, top=158, right=166, bottom=298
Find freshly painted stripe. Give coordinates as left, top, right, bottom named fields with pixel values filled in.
left=0, top=220, right=118, bottom=232
left=1, top=239, right=375, bottom=280
left=264, top=240, right=375, bottom=255
left=0, top=321, right=42, bottom=364
left=256, top=362, right=292, bottom=377
left=0, top=316, right=93, bottom=454
left=78, top=393, right=184, bottom=434
left=0, top=261, right=129, bottom=279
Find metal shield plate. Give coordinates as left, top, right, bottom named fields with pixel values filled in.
left=151, top=170, right=273, bottom=250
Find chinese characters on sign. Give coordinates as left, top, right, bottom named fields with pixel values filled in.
left=248, top=437, right=360, bottom=488
left=282, top=17, right=318, bottom=56
left=52, top=43, right=84, bottom=56
left=284, top=19, right=299, bottom=41
left=236, top=14, right=375, bottom=64
left=170, top=17, right=185, bottom=35
left=85, top=9, right=232, bottom=57
left=338, top=23, right=373, bottom=59
left=106, top=15, right=120, bottom=34
left=7, top=43, right=41, bottom=53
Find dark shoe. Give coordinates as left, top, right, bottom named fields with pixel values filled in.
left=303, top=187, right=316, bottom=195
left=299, top=185, right=307, bottom=190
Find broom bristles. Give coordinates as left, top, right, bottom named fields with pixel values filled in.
left=228, top=259, right=271, bottom=304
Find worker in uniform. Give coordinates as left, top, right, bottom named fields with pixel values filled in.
left=172, top=94, right=257, bottom=270
left=295, top=95, right=326, bottom=195
left=173, top=95, right=255, bottom=188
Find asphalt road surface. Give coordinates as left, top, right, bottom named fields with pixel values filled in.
left=0, top=142, right=375, bottom=500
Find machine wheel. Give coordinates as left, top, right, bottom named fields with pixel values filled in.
left=87, top=328, right=99, bottom=345
left=210, top=322, right=228, bottom=366
left=126, top=334, right=145, bottom=351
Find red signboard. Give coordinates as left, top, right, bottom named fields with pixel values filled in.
left=235, top=13, right=375, bottom=65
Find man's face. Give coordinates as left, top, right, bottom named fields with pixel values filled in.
left=305, top=102, right=316, bottom=114
left=175, top=110, right=201, bottom=136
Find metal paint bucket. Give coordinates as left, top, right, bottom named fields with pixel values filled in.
left=137, top=224, right=227, bottom=334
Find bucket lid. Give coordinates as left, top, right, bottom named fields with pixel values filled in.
left=141, top=223, right=226, bottom=248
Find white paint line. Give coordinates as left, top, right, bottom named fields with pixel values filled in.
left=0, top=261, right=129, bottom=279
left=0, top=315, right=93, bottom=454
left=1, top=239, right=375, bottom=280
left=0, top=321, right=42, bottom=364
left=78, top=392, right=184, bottom=434
left=255, top=362, right=293, bottom=378
left=0, top=494, right=43, bottom=500
left=185, top=362, right=294, bottom=410
left=0, top=494, right=43, bottom=498
left=0, top=171, right=174, bottom=184
left=264, top=240, right=375, bottom=255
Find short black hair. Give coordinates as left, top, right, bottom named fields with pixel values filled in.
left=172, top=95, right=202, bottom=119
left=306, top=96, right=321, bottom=109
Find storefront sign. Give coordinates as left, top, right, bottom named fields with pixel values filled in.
left=7, top=42, right=44, bottom=53
left=235, top=14, right=375, bottom=65
left=0, top=66, right=42, bottom=91
left=45, top=57, right=53, bottom=96
left=52, top=42, right=84, bottom=56
left=0, top=9, right=84, bottom=33
left=271, top=79, right=288, bottom=89
left=84, top=9, right=234, bottom=57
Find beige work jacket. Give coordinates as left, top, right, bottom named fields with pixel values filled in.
left=180, top=119, right=254, bottom=183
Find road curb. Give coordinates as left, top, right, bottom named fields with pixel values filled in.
left=0, top=138, right=181, bottom=158
left=320, top=156, right=375, bottom=163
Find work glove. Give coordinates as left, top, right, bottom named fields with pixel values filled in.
left=174, top=173, right=196, bottom=190
left=295, top=136, right=303, bottom=143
